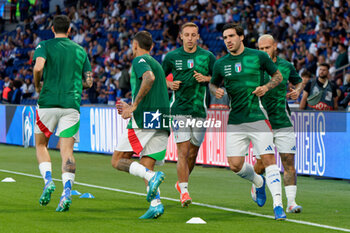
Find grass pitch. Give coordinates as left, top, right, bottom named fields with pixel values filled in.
left=0, top=144, right=349, bottom=233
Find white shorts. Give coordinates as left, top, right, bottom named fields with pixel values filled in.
left=273, top=127, right=296, bottom=154
left=226, top=120, right=274, bottom=157
left=116, top=128, right=169, bottom=162
left=172, top=115, right=206, bottom=147
left=254, top=126, right=296, bottom=159
left=35, top=108, right=80, bottom=142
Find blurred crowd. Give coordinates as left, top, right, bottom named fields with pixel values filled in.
left=1, top=0, right=350, bottom=109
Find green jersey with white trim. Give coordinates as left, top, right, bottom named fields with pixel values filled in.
left=162, top=46, right=216, bottom=118
left=211, top=47, right=278, bottom=125
left=128, top=54, right=170, bottom=130
left=261, top=56, right=302, bottom=129
left=33, top=38, right=91, bottom=112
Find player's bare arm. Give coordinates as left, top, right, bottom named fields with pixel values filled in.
left=265, top=70, right=283, bottom=90
left=132, top=70, right=155, bottom=109
left=209, top=83, right=224, bottom=99
left=193, top=70, right=211, bottom=82
left=121, top=70, right=155, bottom=119
left=83, top=71, right=93, bottom=89
left=253, top=69, right=282, bottom=97
left=33, top=57, right=46, bottom=93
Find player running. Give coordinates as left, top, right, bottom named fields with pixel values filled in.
left=251, top=34, right=303, bottom=214
left=33, top=15, right=92, bottom=212
left=209, top=23, right=286, bottom=220
left=162, top=22, right=216, bottom=207
left=111, top=31, right=169, bottom=219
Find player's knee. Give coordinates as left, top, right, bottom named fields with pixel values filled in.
left=36, top=141, right=48, bottom=149
left=227, top=157, right=244, bottom=172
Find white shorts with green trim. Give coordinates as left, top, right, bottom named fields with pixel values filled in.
left=226, top=120, right=275, bottom=157
left=172, top=115, right=206, bottom=147
left=35, top=108, right=80, bottom=142
left=115, top=128, right=169, bottom=163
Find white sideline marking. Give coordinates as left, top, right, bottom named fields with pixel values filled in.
left=1, top=169, right=349, bottom=232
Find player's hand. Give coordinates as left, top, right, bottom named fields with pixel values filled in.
left=193, top=71, right=210, bottom=83
left=170, top=81, right=182, bottom=91
left=121, top=103, right=136, bottom=119
left=215, top=88, right=225, bottom=99
left=116, top=100, right=134, bottom=119
left=286, top=87, right=301, bottom=100
left=121, top=105, right=135, bottom=119
left=252, top=85, right=269, bottom=97
left=116, top=100, right=126, bottom=115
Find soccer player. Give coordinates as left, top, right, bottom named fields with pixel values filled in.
left=111, top=31, right=169, bottom=219
left=209, top=23, right=286, bottom=220
left=251, top=34, right=303, bottom=213
left=33, top=15, right=93, bottom=212
left=162, top=22, right=216, bottom=207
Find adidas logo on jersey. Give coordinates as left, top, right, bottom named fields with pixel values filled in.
left=265, top=145, right=273, bottom=151
left=291, top=146, right=296, bottom=151
left=138, top=58, right=146, bottom=63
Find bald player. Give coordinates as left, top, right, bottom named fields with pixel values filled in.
left=252, top=34, right=303, bottom=213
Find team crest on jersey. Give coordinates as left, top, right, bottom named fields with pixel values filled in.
left=235, top=63, right=242, bottom=73
left=187, top=59, right=194, bottom=69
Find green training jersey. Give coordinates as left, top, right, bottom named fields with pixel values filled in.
left=128, top=54, right=170, bottom=130
left=162, top=46, right=216, bottom=118
left=33, top=38, right=91, bottom=112
left=262, top=56, right=302, bottom=129
left=211, top=47, right=278, bottom=125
